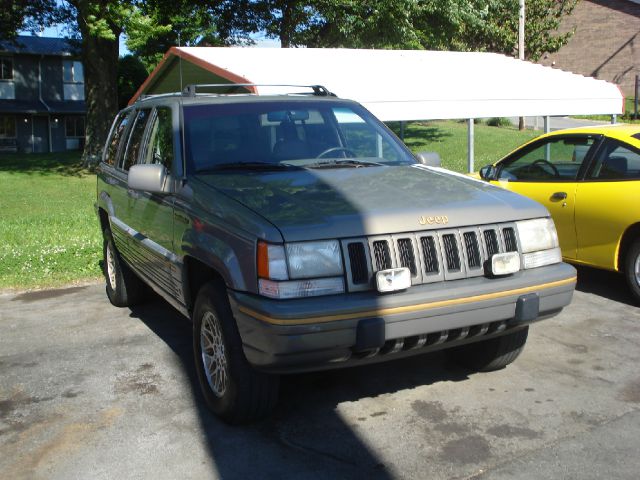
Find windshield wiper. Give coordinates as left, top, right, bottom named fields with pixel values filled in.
left=197, top=162, right=299, bottom=172
left=305, top=159, right=385, bottom=169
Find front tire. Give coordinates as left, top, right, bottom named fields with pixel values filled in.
left=448, top=327, right=529, bottom=372
left=624, top=239, right=640, bottom=304
left=103, top=228, right=146, bottom=307
left=192, top=282, right=279, bottom=424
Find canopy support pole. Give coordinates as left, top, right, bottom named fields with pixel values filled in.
left=544, top=116, right=551, bottom=161
left=611, top=114, right=617, bottom=124
left=467, top=118, right=474, bottom=173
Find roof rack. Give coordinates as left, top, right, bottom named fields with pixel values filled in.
left=137, top=92, right=183, bottom=102
left=182, top=83, right=335, bottom=98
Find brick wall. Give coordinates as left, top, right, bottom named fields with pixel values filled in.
left=538, top=0, right=639, bottom=97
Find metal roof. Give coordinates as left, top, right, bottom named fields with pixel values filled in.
left=0, top=36, right=80, bottom=57
left=131, top=47, right=624, bottom=120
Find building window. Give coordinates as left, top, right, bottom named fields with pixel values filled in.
left=0, top=115, right=16, bottom=137
left=0, top=58, right=12, bottom=80
left=63, top=60, right=85, bottom=100
left=63, top=60, right=83, bottom=83
left=65, top=116, right=85, bottom=137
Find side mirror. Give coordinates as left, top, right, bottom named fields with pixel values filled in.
left=128, top=163, right=173, bottom=194
left=415, top=151, right=441, bottom=168
left=479, top=165, right=496, bottom=181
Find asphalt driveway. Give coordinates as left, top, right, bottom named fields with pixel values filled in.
left=1, top=266, right=639, bottom=479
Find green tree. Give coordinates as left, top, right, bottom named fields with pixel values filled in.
left=255, top=0, right=577, bottom=60
left=0, top=0, right=60, bottom=40
left=460, top=0, right=578, bottom=61
left=117, top=54, right=148, bottom=109
left=125, top=1, right=260, bottom=72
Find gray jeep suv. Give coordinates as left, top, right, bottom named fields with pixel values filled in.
left=96, top=84, right=576, bottom=423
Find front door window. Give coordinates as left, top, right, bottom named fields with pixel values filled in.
left=497, top=136, right=597, bottom=182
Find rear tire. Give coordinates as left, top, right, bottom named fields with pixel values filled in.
left=192, top=282, right=279, bottom=424
left=624, top=239, right=640, bottom=305
left=448, top=327, right=529, bottom=372
left=103, top=228, right=146, bottom=307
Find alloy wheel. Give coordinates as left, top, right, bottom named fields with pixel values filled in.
left=200, top=311, right=228, bottom=397
left=106, top=242, right=117, bottom=290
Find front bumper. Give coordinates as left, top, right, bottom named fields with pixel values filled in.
left=228, top=262, right=576, bottom=373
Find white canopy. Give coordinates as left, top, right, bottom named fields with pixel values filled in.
left=132, top=47, right=624, bottom=120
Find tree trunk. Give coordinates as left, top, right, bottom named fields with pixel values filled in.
left=74, top=1, right=120, bottom=167
left=280, top=1, right=294, bottom=48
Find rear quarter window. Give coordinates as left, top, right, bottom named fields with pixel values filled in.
left=104, top=110, right=132, bottom=166
left=121, top=109, right=151, bottom=171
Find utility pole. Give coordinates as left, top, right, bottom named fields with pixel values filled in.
left=518, top=0, right=525, bottom=61
left=518, top=0, right=526, bottom=130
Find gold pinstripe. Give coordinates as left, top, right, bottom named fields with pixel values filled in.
left=238, top=276, right=577, bottom=326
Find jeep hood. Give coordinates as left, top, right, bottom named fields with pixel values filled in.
left=198, top=165, right=548, bottom=242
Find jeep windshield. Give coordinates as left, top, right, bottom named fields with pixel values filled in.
left=183, top=100, right=416, bottom=173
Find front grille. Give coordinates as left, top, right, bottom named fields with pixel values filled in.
left=463, top=231, right=481, bottom=269
left=347, top=242, right=368, bottom=285
left=420, top=236, right=439, bottom=274
left=342, top=222, right=519, bottom=291
left=442, top=234, right=461, bottom=272
left=397, top=238, right=417, bottom=276
left=503, top=227, right=518, bottom=252
left=372, top=240, right=392, bottom=271
left=484, top=229, right=499, bottom=257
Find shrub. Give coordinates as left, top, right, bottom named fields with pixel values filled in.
left=486, top=117, right=513, bottom=127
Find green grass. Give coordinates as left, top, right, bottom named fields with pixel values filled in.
left=0, top=152, right=102, bottom=290
left=391, top=120, right=539, bottom=172
left=573, top=97, right=640, bottom=124
left=0, top=121, right=543, bottom=290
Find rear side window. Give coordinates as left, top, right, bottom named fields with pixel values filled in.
left=104, top=110, right=132, bottom=166
left=142, top=107, right=174, bottom=169
left=121, top=109, right=151, bottom=171
left=587, top=140, right=640, bottom=180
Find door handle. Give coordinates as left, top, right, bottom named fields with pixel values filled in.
left=550, top=192, right=567, bottom=201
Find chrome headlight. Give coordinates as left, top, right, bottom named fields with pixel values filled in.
left=516, top=218, right=562, bottom=268
left=257, top=240, right=345, bottom=299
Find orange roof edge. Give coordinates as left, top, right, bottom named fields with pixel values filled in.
left=127, top=47, right=257, bottom=106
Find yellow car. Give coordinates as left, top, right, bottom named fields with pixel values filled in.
left=478, top=124, right=640, bottom=302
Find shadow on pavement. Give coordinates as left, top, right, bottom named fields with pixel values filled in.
left=129, top=296, right=470, bottom=479
left=574, top=265, right=636, bottom=307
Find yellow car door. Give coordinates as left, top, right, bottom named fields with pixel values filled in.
left=496, top=180, right=578, bottom=259
left=491, top=135, right=600, bottom=261
left=575, top=139, right=640, bottom=271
